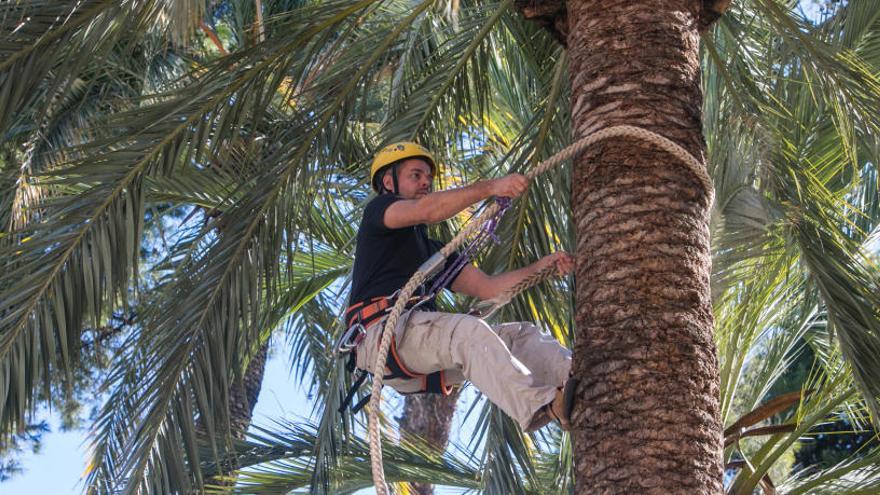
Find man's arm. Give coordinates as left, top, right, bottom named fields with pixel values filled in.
left=450, top=252, right=574, bottom=301
left=383, top=174, right=529, bottom=229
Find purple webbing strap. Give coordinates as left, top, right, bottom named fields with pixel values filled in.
left=426, top=197, right=512, bottom=295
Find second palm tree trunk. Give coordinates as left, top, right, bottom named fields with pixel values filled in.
left=399, top=391, right=463, bottom=495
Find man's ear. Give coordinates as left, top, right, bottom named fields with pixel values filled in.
left=382, top=169, right=394, bottom=192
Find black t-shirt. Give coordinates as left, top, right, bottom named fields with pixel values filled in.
left=348, top=194, right=461, bottom=309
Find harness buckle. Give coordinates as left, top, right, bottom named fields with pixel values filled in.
left=333, top=322, right=366, bottom=358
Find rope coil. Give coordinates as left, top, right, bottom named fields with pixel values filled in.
left=367, top=125, right=713, bottom=494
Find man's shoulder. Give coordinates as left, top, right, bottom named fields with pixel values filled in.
left=365, top=193, right=401, bottom=210
left=361, top=194, right=403, bottom=232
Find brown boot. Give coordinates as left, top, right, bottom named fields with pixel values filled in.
left=546, top=378, right=577, bottom=431
left=525, top=379, right=577, bottom=433
left=524, top=407, right=553, bottom=433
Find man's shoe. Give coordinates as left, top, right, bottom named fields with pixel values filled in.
left=546, top=378, right=577, bottom=431
left=524, top=407, right=552, bottom=433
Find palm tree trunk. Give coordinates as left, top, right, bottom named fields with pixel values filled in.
left=399, top=390, right=462, bottom=495
left=563, top=1, right=722, bottom=492
left=229, top=341, right=269, bottom=439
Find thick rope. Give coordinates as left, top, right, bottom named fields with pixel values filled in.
left=367, top=125, right=713, bottom=494
left=472, top=262, right=559, bottom=319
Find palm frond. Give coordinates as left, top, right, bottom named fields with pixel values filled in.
left=231, top=420, right=482, bottom=494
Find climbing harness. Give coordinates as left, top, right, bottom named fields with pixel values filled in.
left=365, top=125, right=714, bottom=494
left=333, top=290, right=452, bottom=414
left=336, top=291, right=453, bottom=415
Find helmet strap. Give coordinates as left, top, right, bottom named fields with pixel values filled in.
left=390, top=162, right=400, bottom=195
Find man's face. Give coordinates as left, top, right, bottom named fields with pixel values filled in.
left=383, top=158, right=434, bottom=199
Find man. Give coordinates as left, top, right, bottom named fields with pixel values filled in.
left=347, top=142, right=575, bottom=431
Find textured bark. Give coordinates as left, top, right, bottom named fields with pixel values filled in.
left=229, top=341, right=269, bottom=439
left=398, top=389, right=462, bottom=495
left=563, top=1, right=723, bottom=493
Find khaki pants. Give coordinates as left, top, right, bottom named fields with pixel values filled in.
left=355, top=310, right=572, bottom=430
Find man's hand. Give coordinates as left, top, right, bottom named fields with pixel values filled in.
left=489, top=174, right=530, bottom=199
left=539, top=251, right=574, bottom=276
left=452, top=251, right=574, bottom=300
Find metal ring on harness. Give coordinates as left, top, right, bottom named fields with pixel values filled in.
left=332, top=322, right=366, bottom=358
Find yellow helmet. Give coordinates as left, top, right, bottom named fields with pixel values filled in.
left=369, top=142, right=436, bottom=192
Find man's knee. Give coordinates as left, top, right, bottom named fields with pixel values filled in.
left=448, top=314, right=505, bottom=360
left=493, top=321, right=538, bottom=346
left=448, top=313, right=494, bottom=338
